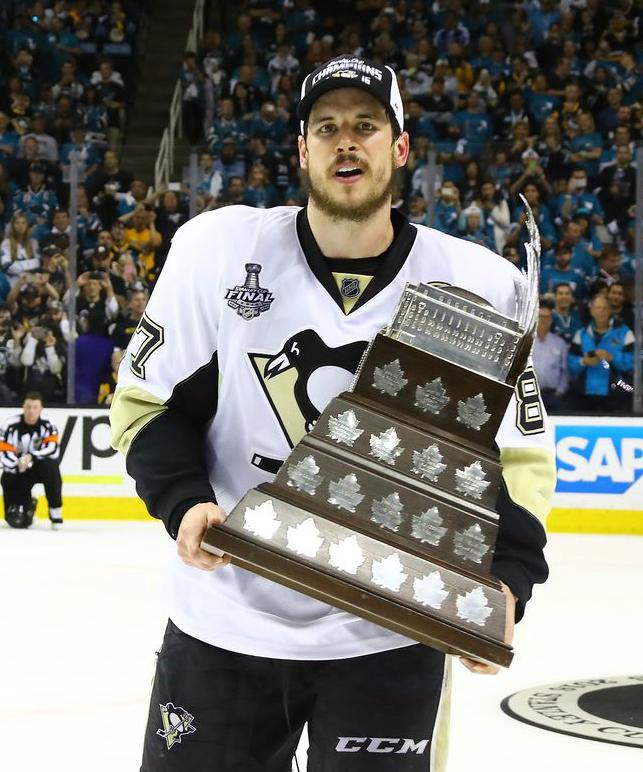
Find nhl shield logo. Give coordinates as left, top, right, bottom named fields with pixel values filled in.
left=226, top=263, right=275, bottom=320
left=340, top=277, right=360, bottom=298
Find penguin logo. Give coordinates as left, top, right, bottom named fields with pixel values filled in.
left=248, top=329, right=367, bottom=451
left=340, top=277, right=361, bottom=298
left=156, top=702, right=196, bottom=750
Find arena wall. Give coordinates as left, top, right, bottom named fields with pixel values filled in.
left=1, top=408, right=641, bottom=534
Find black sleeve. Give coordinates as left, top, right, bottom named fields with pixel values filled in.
left=125, top=352, right=219, bottom=539
left=491, top=481, right=549, bottom=623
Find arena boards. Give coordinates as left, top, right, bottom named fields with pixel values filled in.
left=0, top=408, right=641, bottom=533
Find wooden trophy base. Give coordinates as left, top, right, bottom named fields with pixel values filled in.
left=202, top=489, right=513, bottom=667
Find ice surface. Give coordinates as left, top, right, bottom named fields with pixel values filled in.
left=1, top=519, right=641, bottom=771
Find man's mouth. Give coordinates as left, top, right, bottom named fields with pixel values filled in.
left=334, top=165, right=364, bottom=182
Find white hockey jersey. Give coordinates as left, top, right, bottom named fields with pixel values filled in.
left=111, top=205, right=556, bottom=660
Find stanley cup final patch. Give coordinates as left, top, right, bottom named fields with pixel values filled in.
left=156, top=702, right=196, bottom=750
left=226, top=263, right=275, bottom=320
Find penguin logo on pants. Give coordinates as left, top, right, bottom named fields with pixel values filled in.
left=248, top=329, right=367, bottom=462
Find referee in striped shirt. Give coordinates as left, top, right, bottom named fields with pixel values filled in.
left=1, top=391, right=63, bottom=529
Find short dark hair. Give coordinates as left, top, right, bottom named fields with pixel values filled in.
left=554, top=282, right=572, bottom=292
left=23, top=391, right=44, bottom=405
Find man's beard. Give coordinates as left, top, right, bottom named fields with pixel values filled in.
left=303, top=156, right=396, bottom=222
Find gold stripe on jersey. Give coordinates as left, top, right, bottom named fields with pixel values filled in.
left=110, top=385, right=166, bottom=456
left=500, top=447, right=557, bottom=524
left=331, top=272, right=373, bottom=314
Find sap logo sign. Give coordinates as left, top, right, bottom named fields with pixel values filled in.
left=556, top=425, right=643, bottom=494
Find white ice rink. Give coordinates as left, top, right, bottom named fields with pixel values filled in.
left=1, top=519, right=641, bottom=772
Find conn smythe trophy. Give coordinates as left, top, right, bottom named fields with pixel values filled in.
left=203, top=200, right=541, bottom=667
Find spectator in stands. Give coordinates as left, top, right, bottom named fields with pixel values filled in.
left=12, top=161, right=59, bottom=227
left=59, top=124, right=101, bottom=184
left=75, top=310, right=114, bottom=404
left=1, top=213, right=41, bottom=285
left=34, top=208, right=71, bottom=252
left=110, top=289, right=147, bottom=350
left=120, top=205, right=162, bottom=283
left=19, top=112, right=59, bottom=162
left=195, top=152, right=223, bottom=207
left=154, top=192, right=188, bottom=268
left=541, top=242, right=587, bottom=299
left=550, top=282, right=583, bottom=345
left=607, top=281, right=634, bottom=331
left=116, top=179, right=150, bottom=218
left=568, top=293, right=634, bottom=413
left=20, top=321, right=66, bottom=403
left=217, top=175, right=245, bottom=207
left=533, top=303, right=568, bottom=412
left=247, top=100, right=289, bottom=148
left=0, top=112, right=19, bottom=161
left=75, top=270, right=119, bottom=334
left=52, top=60, right=85, bottom=104
left=433, top=181, right=461, bottom=236
left=458, top=205, right=494, bottom=250
left=88, top=150, right=134, bottom=228
left=40, top=246, right=71, bottom=300
left=598, top=145, right=635, bottom=232
left=91, top=58, right=126, bottom=142
left=180, top=52, right=206, bottom=147
left=0, top=305, right=23, bottom=402
left=477, top=181, right=511, bottom=253
left=243, top=164, right=278, bottom=209
left=267, top=44, right=300, bottom=96
left=208, top=97, right=248, bottom=153
left=214, top=138, right=247, bottom=187
left=98, top=349, right=125, bottom=406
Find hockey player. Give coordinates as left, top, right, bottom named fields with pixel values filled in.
left=111, top=56, right=556, bottom=771
left=1, top=391, right=63, bottom=529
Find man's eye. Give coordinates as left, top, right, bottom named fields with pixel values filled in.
left=319, top=124, right=335, bottom=133
left=358, top=122, right=375, bottom=131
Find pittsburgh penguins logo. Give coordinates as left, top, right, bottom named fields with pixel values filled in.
left=340, top=277, right=361, bottom=298
left=249, top=330, right=367, bottom=456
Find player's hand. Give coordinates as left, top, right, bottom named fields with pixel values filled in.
left=176, top=502, right=231, bottom=571
left=459, top=582, right=516, bottom=676
left=594, top=348, right=612, bottom=362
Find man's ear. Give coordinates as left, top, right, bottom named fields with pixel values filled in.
left=298, top=135, right=308, bottom=169
left=393, top=131, right=411, bottom=169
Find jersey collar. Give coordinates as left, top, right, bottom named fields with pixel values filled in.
left=296, top=207, right=417, bottom=314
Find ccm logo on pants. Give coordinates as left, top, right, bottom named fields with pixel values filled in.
left=336, top=737, right=429, bottom=754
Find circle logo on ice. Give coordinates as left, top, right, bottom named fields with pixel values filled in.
left=501, top=676, right=643, bottom=748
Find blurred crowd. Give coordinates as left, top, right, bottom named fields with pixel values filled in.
left=0, top=1, right=151, bottom=406
left=0, top=0, right=641, bottom=412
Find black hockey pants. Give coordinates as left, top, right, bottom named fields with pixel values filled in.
left=1, top=459, right=63, bottom=515
left=141, top=619, right=448, bottom=772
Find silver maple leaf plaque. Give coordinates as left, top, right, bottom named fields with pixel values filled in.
left=411, top=444, right=447, bottom=482
left=327, top=473, right=365, bottom=512
left=411, top=506, right=447, bottom=546
left=453, top=524, right=490, bottom=563
left=327, top=409, right=364, bottom=446
left=372, top=359, right=408, bottom=396
left=454, top=461, right=490, bottom=500
left=369, top=427, right=404, bottom=465
left=414, top=377, right=449, bottom=414
left=456, top=393, right=491, bottom=431
left=287, top=455, right=323, bottom=496
left=371, top=492, right=404, bottom=532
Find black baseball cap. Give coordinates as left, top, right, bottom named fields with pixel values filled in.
left=297, top=56, right=404, bottom=136
left=29, top=161, right=46, bottom=174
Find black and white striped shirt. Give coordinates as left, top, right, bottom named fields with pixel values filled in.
left=0, top=415, right=60, bottom=473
